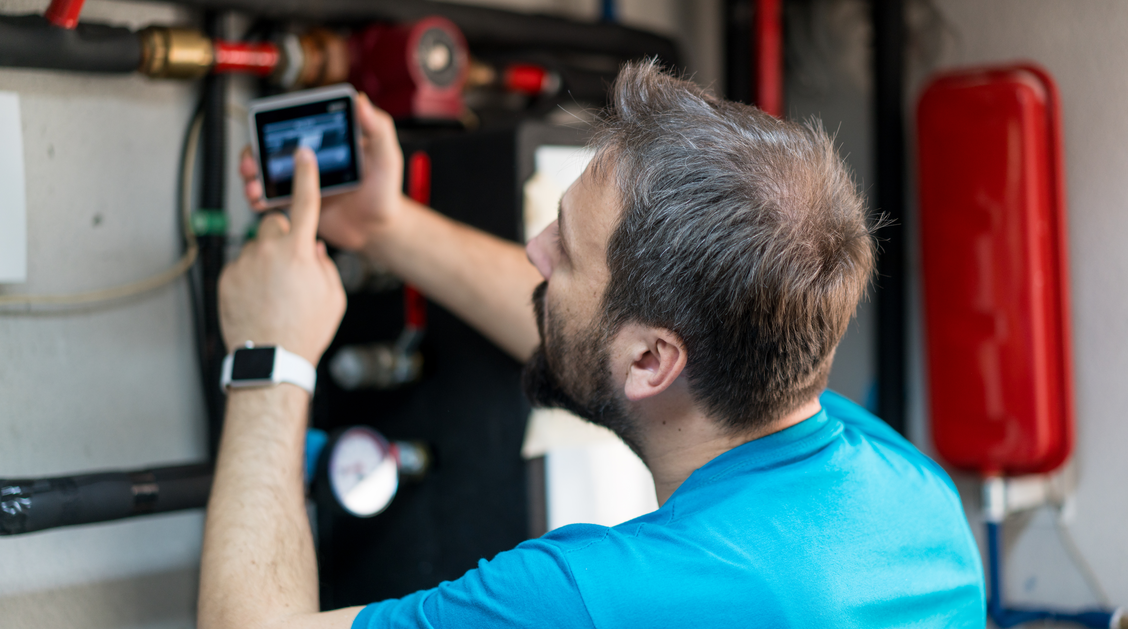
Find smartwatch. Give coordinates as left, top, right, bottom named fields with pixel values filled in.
left=220, top=342, right=317, bottom=394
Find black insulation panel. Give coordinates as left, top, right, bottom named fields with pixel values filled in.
left=314, top=122, right=587, bottom=608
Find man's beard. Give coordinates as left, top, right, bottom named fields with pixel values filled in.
left=522, top=282, right=643, bottom=456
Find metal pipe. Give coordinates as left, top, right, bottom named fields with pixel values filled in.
left=127, top=0, right=681, bottom=67
left=871, top=0, right=907, bottom=435
left=752, top=0, right=782, bottom=117
left=0, top=15, right=141, bottom=73
left=199, top=10, right=229, bottom=461
left=213, top=40, right=280, bottom=76
left=0, top=463, right=213, bottom=536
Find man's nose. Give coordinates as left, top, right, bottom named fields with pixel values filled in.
left=526, top=221, right=556, bottom=280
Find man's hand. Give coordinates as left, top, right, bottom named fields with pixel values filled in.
left=239, top=94, right=405, bottom=252
left=240, top=93, right=542, bottom=362
left=220, top=147, right=346, bottom=366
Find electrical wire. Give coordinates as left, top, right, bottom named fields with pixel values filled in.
left=0, top=112, right=203, bottom=309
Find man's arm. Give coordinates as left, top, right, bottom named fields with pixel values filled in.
left=199, top=148, right=358, bottom=629
left=199, top=387, right=362, bottom=629
left=240, top=96, right=542, bottom=363
left=363, top=197, right=542, bottom=362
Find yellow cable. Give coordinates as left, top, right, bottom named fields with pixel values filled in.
left=0, top=112, right=204, bottom=308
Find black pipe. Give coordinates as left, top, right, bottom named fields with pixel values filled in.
left=0, top=14, right=141, bottom=73
left=200, top=10, right=229, bottom=460
left=723, top=0, right=753, bottom=103
left=871, top=0, right=907, bottom=435
left=0, top=463, right=213, bottom=536
left=129, top=0, right=681, bottom=67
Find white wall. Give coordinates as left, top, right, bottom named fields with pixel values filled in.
left=913, top=0, right=1128, bottom=617
left=0, top=1, right=210, bottom=627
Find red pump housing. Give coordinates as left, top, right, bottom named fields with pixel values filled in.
left=917, top=64, right=1074, bottom=476
left=348, top=17, right=468, bottom=121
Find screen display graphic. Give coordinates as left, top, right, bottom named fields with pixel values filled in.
left=254, top=94, right=360, bottom=201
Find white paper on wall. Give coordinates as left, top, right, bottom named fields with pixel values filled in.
left=0, top=91, right=27, bottom=283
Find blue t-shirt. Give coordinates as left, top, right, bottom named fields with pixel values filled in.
left=353, top=390, right=985, bottom=628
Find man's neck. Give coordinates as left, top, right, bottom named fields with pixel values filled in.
left=640, top=397, right=823, bottom=506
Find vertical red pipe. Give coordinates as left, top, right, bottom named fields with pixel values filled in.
left=44, top=0, right=86, bottom=29
left=753, top=0, right=783, bottom=117
left=403, top=151, right=432, bottom=331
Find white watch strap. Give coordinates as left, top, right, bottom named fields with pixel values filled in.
left=271, top=346, right=317, bottom=394
left=220, top=345, right=317, bottom=394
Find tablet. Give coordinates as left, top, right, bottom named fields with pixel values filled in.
left=248, top=84, right=363, bottom=206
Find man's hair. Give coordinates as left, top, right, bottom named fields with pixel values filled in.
left=591, top=60, right=875, bottom=433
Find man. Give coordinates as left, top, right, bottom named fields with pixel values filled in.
left=201, top=62, right=985, bottom=628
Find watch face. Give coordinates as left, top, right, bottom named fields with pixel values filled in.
left=232, top=347, right=276, bottom=380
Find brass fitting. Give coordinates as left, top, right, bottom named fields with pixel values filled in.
left=296, top=28, right=349, bottom=88
left=138, top=27, right=215, bottom=79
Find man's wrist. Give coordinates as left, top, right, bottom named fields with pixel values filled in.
left=222, top=385, right=311, bottom=460
left=226, top=383, right=311, bottom=413
left=361, top=195, right=418, bottom=266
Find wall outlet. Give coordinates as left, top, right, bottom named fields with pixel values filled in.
left=0, top=91, right=27, bottom=284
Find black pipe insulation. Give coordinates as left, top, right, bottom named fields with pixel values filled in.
left=0, top=14, right=141, bottom=73
left=0, top=463, right=213, bottom=536
left=200, top=10, right=229, bottom=461
left=127, top=0, right=681, bottom=67
left=871, top=0, right=907, bottom=435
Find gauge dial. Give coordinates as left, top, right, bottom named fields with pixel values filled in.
left=328, top=427, right=398, bottom=517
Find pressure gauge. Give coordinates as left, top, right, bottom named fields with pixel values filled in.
left=327, top=427, right=399, bottom=517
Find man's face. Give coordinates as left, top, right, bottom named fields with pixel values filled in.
left=522, top=162, right=642, bottom=452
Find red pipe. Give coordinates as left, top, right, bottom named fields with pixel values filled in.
left=404, top=151, right=432, bottom=330
left=753, top=0, right=782, bottom=117
left=504, top=64, right=550, bottom=95
left=213, top=40, right=280, bottom=77
left=44, top=0, right=85, bottom=29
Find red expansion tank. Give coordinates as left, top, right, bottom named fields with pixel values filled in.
left=917, top=64, right=1074, bottom=476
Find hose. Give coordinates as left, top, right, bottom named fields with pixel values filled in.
left=0, top=112, right=201, bottom=308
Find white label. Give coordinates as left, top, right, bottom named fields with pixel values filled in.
left=0, top=91, right=26, bottom=283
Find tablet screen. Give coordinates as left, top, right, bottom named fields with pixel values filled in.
left=254, top=95, right=360, bottom=200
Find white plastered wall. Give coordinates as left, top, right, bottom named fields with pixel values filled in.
left=0, top=1, right=714, bottom=627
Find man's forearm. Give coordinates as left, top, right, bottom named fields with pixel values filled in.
left=364, top=198, right=543, bottom=363
left=198, top=386, right=320, bottom=629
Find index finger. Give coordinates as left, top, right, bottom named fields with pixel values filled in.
left=289, top=147, right=322, bottom=244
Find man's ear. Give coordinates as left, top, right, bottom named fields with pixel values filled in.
left=619, top=327, right=688, bottom=402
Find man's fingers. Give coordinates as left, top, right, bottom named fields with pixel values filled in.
left=258, top=211, right=290, bottom=239
left=356, top=94, right=398, bottom=163
left=239, top=147, right=258, bottom=181
left=240, top=147, right=269, bottom=210
left=289, top=147, right=322, bottom=244
left=245, top=179, right=267, bottom=210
